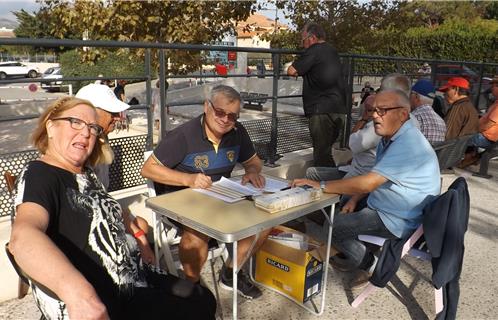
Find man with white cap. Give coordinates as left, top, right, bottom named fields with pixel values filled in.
left=410, top=79, right=446, bottom=144
left=76, top=83, right=129, bottom=187
left=76, top=83, right=155, bottom=264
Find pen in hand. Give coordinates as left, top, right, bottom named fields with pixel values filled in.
left=195, top=167, right=212, bottom=189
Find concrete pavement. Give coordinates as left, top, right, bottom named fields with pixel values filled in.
left=1, top=79, right=496, bottom=319
left=1, top=160, right=497, bottom=320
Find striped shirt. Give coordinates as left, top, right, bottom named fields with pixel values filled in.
left=411, top=104, right=447, bottom=143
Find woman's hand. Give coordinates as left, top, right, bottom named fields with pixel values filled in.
left=65, top=287, right=109, bottom=320
left=138, top=240, right=156, bottom=265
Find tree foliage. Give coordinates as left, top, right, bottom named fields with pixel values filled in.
left=13, top=9, right=44, bottom=39
left=13, top=8, right=77, bottom=54
left=268, top=0, right=498, bottom=63
left=59, top=50, right=145, bottom=91
left=36, top=0, right=256, bottom=73
left=273, top=0, right=406, bottom=53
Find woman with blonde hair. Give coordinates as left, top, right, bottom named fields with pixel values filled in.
left=9, top=97, right=216, bottom=319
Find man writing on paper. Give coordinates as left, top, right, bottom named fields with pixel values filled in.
left=141, top=85, right=270, bottom=299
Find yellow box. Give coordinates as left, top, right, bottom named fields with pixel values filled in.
left=254, top=226, right=326, bottom=303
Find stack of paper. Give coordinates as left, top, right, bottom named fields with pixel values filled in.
left=255, top=187, right=322, bottom=213
left=193, top=177, right=261, bottom=203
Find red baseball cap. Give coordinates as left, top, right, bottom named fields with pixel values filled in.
left=438, top=77, right=470, bottom=92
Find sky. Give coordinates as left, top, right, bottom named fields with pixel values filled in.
left=0, top=0, right=291, bottom=27
left=0, top=0, right=40, bottom=21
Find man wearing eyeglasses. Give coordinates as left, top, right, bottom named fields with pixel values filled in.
left=438, top=77, right=479, bottom=140
left=142, top=85, right=269, bottom=299
left=293, top=89, right=440, bottom=289
left=287, top=22, right=347, bottom=167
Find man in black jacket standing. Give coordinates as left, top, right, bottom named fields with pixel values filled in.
left=287, top=22, right=347, bottom=167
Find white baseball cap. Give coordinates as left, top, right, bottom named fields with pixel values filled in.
left=76, top=84, right=130, bottom=113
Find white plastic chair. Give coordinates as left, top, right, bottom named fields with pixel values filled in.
left=351, top=225, right=443, bottom=314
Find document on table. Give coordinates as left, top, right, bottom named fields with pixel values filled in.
left=231, top=176, right=290, bottom=193
left=193, top=176, right=290, bottom=203
left=193, top=177, right=261, bottom=203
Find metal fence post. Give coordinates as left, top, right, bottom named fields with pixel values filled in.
left=267, top=52, right=281, bottom=167
left=145, top=49, right=153, bottom=150
left=430, top=61, right=436, bottom=84
left=475, top=62, right=485, bottom=109
left=343, top=56, right=354, bottom=148
left=159, top=49, right=168, bottom=141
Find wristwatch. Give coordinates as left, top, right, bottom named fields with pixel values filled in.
left=319, top=181, right=326, bottom=191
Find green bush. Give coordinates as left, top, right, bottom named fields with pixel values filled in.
left=370, top=18, right=498, bottom=63
left=59, top=50, right=145, bottom=91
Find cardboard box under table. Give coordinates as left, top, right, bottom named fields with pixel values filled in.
left=254, top=226, right=326, bottom=304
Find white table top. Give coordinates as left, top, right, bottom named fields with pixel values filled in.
left=146, top=188, right=340, bottom=242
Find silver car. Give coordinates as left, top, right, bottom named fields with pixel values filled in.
left=40, top=67, right=63, bottom=91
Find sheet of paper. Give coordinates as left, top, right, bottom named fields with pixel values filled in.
left=192, top=176, right=260, bottom=203
left=193, top=176, right=290, bottom=203
left=232, top=176, right=290, bottom=193
left=218, top=176, right=262, bottom=196
left=193, top=188, right=243, bottom=203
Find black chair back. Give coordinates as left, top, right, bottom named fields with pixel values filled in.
left=433, top=135, right=473, bottom=170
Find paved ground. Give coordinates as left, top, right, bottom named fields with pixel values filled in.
left=1, top=81, right=496, bottom=319
left=1, top=160, right=497, bottom=320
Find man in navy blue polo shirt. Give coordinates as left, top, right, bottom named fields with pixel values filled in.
left=142, top=85, right=269, bottom=299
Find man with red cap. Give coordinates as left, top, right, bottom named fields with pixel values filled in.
left=438, top=77, right=479, bottom=140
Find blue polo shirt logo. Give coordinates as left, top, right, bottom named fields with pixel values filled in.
left=226, top=150, right=235, bottom=162
left=194, top=155, right=209, bottom=170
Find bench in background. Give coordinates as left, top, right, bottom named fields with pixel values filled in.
left=239, top=91, right=269, bottom=111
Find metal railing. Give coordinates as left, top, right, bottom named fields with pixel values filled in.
left=1, top=37, right=497, bottom=216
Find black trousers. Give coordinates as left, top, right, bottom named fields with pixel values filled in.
left=308, top=113, right=343, bottom=167
left=120, top=271, right=217, bottom=320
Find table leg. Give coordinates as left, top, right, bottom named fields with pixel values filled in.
left=232, top=240, right=238, bottom=320
left=152, top=212, right=160, bottom=269
left=317, top=203, right=335, bottom=315
left=235, top=232, right=259, bottom=273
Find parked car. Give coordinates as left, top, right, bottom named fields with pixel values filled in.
left=40, top=67, right=63, bottom=91
left=434, top=64, right=479, bottom=84
left=0, top=61, right=39, bottom=79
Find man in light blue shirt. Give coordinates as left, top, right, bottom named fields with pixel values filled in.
left=293, top=89, right=440, bottom=288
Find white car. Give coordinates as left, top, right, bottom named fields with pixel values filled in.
left=41, top=67, right=63, bottom=91
left=0, top=61, right=39, bottom=79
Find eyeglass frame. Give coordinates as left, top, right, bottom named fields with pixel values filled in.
left=301, top=33, right=313, bottom=45
left=51, top=117, right=104, bottom=136
left=207, top=100, right=239, bottom=122
left=371, top=106, right=404, bottom=116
